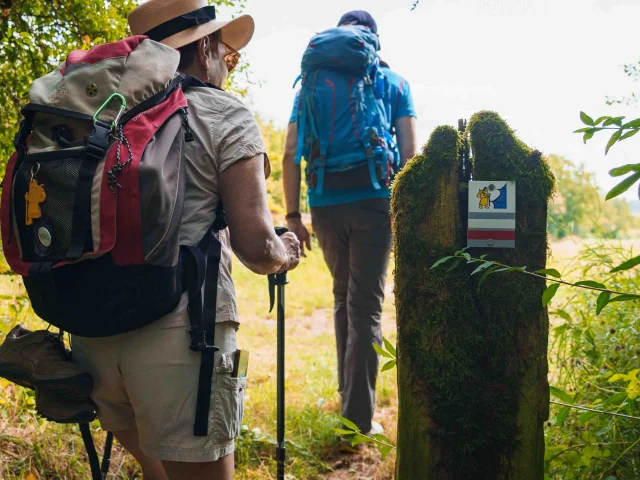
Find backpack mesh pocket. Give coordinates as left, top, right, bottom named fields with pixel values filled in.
left=13, top=151, right=94, bottom=262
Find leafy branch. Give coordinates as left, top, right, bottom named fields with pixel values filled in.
left=575, top=112, right=640, bottom=200
left=334, top=415, right=395, bottom=459
left=331, top=338, right=398, bottom=458
left=431, top=248, right=640, bottom=315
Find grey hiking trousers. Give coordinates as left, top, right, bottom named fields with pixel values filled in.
left=311, top=198, right=392, bottom=432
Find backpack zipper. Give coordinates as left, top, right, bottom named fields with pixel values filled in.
left=180, top=108, right=195, bottom=143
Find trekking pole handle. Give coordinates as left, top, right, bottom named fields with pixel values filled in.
left=269, top=227, right=290, bottom=312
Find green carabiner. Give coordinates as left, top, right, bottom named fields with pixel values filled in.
left=93, top=93, right=127, bottom=126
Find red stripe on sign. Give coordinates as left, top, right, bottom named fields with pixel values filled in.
left=467, top=230, right=516, bottom=240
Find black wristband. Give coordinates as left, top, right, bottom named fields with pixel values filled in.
left=286, top=212, right=302, bottom=220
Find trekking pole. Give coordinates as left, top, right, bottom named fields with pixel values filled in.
left=269, top=227, right=289, bottom=480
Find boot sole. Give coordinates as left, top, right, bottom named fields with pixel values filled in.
left=39, top=408, right=97, bottom=424
left=0, top=361, right=93, bottom=398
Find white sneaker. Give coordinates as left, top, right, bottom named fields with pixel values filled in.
left=366, top=421, right=384, bottom=436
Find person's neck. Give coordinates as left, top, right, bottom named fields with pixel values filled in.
left=180, top=65, right=205, bottom=82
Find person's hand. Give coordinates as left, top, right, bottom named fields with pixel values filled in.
left=287, top=218, right=312, bottom=256
left=279, top=232, right=301, bottom=272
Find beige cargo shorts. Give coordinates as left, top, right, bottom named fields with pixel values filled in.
left=72, top=311, right=246, bottom=462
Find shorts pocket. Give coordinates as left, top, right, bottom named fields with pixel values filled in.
left=213, top=374, right=246, bottom=443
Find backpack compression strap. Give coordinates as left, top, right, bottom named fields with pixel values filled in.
left=181, top=204, right=228, bottom=437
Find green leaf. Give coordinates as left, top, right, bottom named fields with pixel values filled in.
left=461, top=252, right=471, bottom=262
left=585, top=328, right=596, bottom=345
left=383, top=337, right=396, bottom=357
left=583, top=132, right=594, bottom=144
left=535, top=268, right=562, bottom=279
left=431, top=256, right=453, bottom=270
left=552, top=309, right=572, bottom=322
left=610, top=254, right=640, bottom=273
left=335, top=428, right=356, bottom=435
left=477, top=265, right=499, bottom=290
left=605, top=129, right=622, bottom=155
left=373, top=343, right=393, bottom=359
left=556, top=406, right=571, bottom=426
left=619, top=129, right=639, bottom=141
left=372, top=433, right=394, bottom=445
left=607, top=171, right=640, bottom=200
left=574, top=280, right=606, bottom=289
left=604, top=116, right=625, bottom=127
left=608, top=294, right=640, bottom=303
left=446, top=257, right=463, bottom=272
left=542, top=283, right=561, bottom=306
left=580, top=111, right=594, bottom=126
left=620, top=118, right=640, bottom=129
left=351, top=433, right=371, bottom=445
left=337, top=415, right=360, bottom=433
left=494, top=266, right=527, bottom=273
left=593, top=116, right=610, bottom=125
left=381, top=360, right=396, bottom=372
left=471, top=261, right=495, bottom=275
left=596, top=291, right=611, bottom=315
left=554, top=323, right=571, bottom=336
left=550, top=385, right=574, bottom=404
left=609, top=163, right=640, bottom=177
left=379, top=444, right=393, bottom=460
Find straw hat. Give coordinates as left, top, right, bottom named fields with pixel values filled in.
left=128, top=0, right=255, bottom=51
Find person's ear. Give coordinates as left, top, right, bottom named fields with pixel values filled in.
left=197, top=37, right=211, bottom=76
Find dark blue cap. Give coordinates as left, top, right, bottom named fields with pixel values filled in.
left=337, top=10, right=378, bottom=35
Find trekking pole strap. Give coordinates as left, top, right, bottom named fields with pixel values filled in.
left=101, top=432, right=114, bottom=480
left=79, top=423, right=103, bottom=480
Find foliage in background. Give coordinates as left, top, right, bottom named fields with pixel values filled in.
left=606, top=59, right=640, bottom=107
left=548, top=155, right=640, bottom=239
left=257, top=116, right=309, bottom=216
left=544, top=242, right=640, bottom=479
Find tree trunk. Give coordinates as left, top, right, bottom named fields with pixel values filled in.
left=392, top=112, right=555, bottom=479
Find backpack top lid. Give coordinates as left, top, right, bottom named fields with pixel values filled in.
left=301, top=25, right=380, bottom=77
left=28, top=36, right=180, bottom=124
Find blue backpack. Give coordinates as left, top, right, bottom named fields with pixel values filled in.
left=293, top=26, right=400, bottom=194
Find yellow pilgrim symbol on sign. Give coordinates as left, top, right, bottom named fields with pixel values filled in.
left=25, top=164, right=46, bottom=226
left=477, top=187, right=490, bottom=209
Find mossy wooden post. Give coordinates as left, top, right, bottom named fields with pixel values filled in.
left=392, top=112, right=555, bottom=479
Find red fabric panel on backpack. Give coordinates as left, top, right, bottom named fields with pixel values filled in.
left=1, top=152, right=31, bottom=276
left=106, top=88, right=188, bottom=266
left=61, top=36, right=148, bottom=75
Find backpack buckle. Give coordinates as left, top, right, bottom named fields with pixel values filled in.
left=85, top=120, right=112, bottom=162
left=188, top=328, right=220, bottom=353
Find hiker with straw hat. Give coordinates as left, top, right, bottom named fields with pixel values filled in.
left=71, top=1, right=301, bottom=479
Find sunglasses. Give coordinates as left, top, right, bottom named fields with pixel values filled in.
left=221, top=41, right=240, bottom=73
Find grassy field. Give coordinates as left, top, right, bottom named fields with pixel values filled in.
left=1, top=236, right=637, bottom=479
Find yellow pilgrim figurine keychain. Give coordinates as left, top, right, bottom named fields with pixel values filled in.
left=25, top=163, right=46, bottom=226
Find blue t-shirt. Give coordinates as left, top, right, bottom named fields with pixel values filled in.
left=290, top=66, right=416, bottom=208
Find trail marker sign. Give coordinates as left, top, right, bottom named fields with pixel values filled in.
left=467, top=181, right=516, bottom=248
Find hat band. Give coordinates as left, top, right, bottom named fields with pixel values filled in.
left=145, top=5, right=217, bottom=42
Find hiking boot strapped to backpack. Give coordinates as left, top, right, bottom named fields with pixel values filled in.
left=1, top=36, right=227, bottom=478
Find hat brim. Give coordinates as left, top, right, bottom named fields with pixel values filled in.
left=160, top=14, right=255, bottom=51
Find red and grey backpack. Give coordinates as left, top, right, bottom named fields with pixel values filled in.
left=1, top=36, right=224, bottom=477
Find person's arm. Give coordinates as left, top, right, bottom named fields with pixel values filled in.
left=282, top=121, right=312, bottom=254
left=283, top=122, right=301, bottom=214
left=220, top=153, right=300, bottom=275
left=395, top=116, right=417, bottom=167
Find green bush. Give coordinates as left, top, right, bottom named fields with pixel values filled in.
left=545, top=241, right=640, bottom=479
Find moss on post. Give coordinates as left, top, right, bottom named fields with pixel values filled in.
left=392, top=112, right=554, bottom=479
